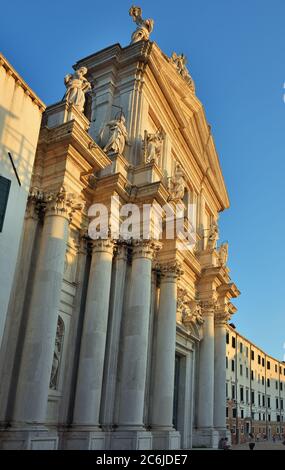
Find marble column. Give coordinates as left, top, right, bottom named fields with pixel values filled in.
left=214, top=312, right=228, bottom=434
left=72, top=239, right=114, bottom=428
left=112, top=240, right=160, bottom=450
left=101, top=243, right=128, bottom=429
left=150, top=263, right=182, bottom=449
left=194, top=300, right=219, bottom=448
left=9, top=188, right=79, bottom=449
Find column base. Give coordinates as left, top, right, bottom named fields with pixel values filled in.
left=0, top=426, right=58, bottom=450
left=111, top=428, right=152, bottom=450
left=61, top=427, right=106, bottom=450
left=192, top=427, right=220, bottom=449
left=151, top=429, right=181, bottom=450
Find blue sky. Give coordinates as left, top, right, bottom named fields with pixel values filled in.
left=1, top=0, right=285, bottom=359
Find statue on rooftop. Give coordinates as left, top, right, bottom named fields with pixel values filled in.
left=170, top=52, right=195, bottom=92
left=129, top=6, right=154, bottom=44
left=63, top=67, right=91, bottom=113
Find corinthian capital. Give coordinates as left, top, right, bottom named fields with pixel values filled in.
left=91, top=238, right=114, bottom=255
left=200, top=299, right=217, bottom=316
left=159, top=261, right=184, bottom=280
left=215, top=309, right=231, bottom=326
left=132, top=239, right=162, bottom=260
left=25, top=187, right=45, bottom=220
left=44, top=186, right=84, bottom=223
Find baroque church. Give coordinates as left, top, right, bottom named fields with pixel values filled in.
left=0, top=6, right=239, bottom=449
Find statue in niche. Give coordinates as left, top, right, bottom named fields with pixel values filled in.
left=207, top=219, right=219, bottom=249
left=103, top=114, right=129, bottom=155
left=49, top=316, right=64, bottom=390
left=218, top=242, right=229, bottom=267
left=129, top=5, right=154, bottom=43
left=144, top=129, right=164, bottom=165
left=169, top=164, right=186, bottom=201
left=63, top=67, right=91, bottom=113
left=170, top=52, right=195, bottom=92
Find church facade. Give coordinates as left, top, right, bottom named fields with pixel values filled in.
left=0, top=8, right=240, bottom=450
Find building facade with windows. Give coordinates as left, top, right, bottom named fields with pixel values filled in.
left=226, top=325, right=285, bottom=443
left=0, top=10, right=240, bottom=450
left=0, top=53, right=45, bottom=349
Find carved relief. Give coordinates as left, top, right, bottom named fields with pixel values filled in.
left=129, top=6, right=154, bottom=44
left=183, top=300, right=204, bottom=327
left=49, top=316, right=64, bottom=391
left=63, top=67, right=92, bottom=113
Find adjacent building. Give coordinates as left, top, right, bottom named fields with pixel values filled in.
left=0, top=53, right=45, bottom=348
left=226, top=325, right=285, bottom=443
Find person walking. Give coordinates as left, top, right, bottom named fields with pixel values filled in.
left=248, top=433, right=255, bottom=450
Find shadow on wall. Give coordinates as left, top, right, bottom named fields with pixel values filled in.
left=0, top=105, right=37, bottom=192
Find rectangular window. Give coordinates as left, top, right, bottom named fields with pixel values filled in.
left=241, top=409, right=244, bottom=419
left=276, top=398, right=279, bottom=409
left=267, top=361, right=271, bottom=370
left=240, top=342, right=243, bottom=353
left=226, top=382, right=228, bottom=398
left=246, top=389, right=249, bottom=404
left=246, top=367, right=249, bottom=378
left=258, top=355, right=261, bottom=365
left=251, top=391, right=255, bottom=404
left=280, top=382, right=283, bottom=391
left=232, top=337, right=236, bottom=348
left=231, top=360, right=235, bottom=372
left=0, top=176, right=11, bottom=232
left=226, top=407, right=228, bottom=418
left=258, top=394, right=261, bottom=406
left=281, top=399, right=284, bottom=410
left=251, top=350, right=255, bottom=361
left=226, top=332, right=229, bottom=344
left=267, top=397, right=271, bottom=408
left=262, top=395, right=265, bottom=407
left=262, top=357, right=265, bottom=367
left=226, top=356, right=228, bottom=369
left=262, top=376, right=265, bottom=385
left=276, top=381, right=278, bottom=390
left=240, top=364, right=243, bottom=376
left=232, top=384, right=235, bottom=400
left=246, top=347, right=249, bottom=357
left=268, top=414, right=271, bottom=422
left=267, top=378, right=270, bottom=387
left=275, top=364, right=278, bottom=373
left=240, top=386, right=244, bottom=402
left=251, top=370, right=254, bottom=381
left=232, top=408, right=237, bottom=418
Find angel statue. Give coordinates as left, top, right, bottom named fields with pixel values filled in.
left=170, top=52, right=195, bottom=92
left=63, top=67, right=91, bottom=113
left=103, top=114, right=129, bottom=155
left=144, top=128, right=164, bottom=165
left=129, top=6, right=154, bottom=44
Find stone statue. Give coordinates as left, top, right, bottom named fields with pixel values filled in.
left=144, top=129, right=163, bottom=164
left=169, top=164, right=185, bottom=201
left=183, top=300, right=204, bottom=327
left=63, top=67, right=91, bottom=113
left=218, top=242, right=229, bottom=267
left=50, top=317, right=64, bottom=390
left=207, top=219, right=219, bottom=249
left=170, top=52, right=195, bottom=92
left=103, top=114, right=128, bottom=155
left=129, top=5, right=154, bottom=44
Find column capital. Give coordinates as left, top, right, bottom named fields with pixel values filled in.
left=44, top=186, right=84, bottom=223
left=25, top=188, right=45, bottom=220
left=132, top=239, right=161, bottom=260
left=200, top=299, right=217, bottom=317
left=159, top=261, right=183, bottom=281
left=114, top=241, right=129, bottom=261
left=215, top=309, right=231, bottom=326
left=91, top=238, right=114, bottom=255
